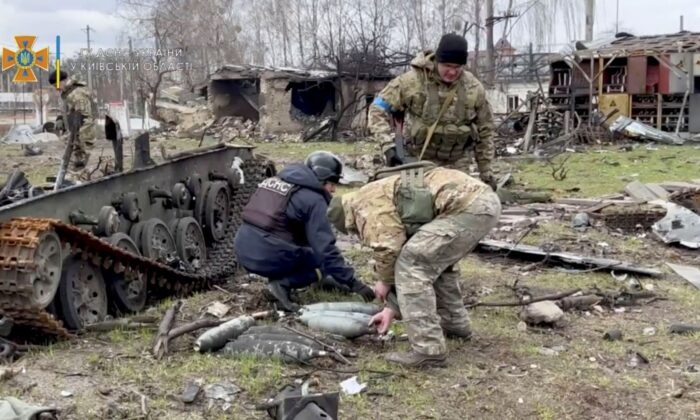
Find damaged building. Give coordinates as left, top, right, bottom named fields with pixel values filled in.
left=548, top=31, right=700, bottom=133
left=206, top=65, right=391, bottom=135
left=468, top=39, right=555, bottom=114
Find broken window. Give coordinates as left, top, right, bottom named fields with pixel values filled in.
left=209, top=79, right=260, bottom=121
left=287, top=80, right=336, bottom=118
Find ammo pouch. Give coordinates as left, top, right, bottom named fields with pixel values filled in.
left=387, top=162, right=436, bottom=237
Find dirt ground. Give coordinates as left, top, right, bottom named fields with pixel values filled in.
left=1, top=136, right=699, bottom=419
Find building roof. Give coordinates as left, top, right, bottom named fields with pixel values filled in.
left=573, top=31, right=700, bottom=58
left=210, top=64, right=393, bottom=82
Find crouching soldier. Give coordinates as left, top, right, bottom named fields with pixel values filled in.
left=234, top=151, right=375, bottom=312
left=327, top=162, right=501, bottom=367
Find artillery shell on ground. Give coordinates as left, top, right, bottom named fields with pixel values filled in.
left=237, top=332, right=321, bottom=349
left=194, top=315, right=255, bottom=352
left=298, top=310, right=372, bottom=324
left=221, top=338, right=327, bottom=363
left=302, top=314, right=372, bottom=339
left=245, top=325, right=297, bottom=335
left=301, top=302, right=382, bottom=315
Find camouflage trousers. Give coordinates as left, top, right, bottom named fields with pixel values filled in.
left=66, top=123, right=95, bottom=168
left=394, top=191, right=501, bottom=356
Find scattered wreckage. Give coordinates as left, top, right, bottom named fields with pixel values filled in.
left=0, top=127, right=276, bottom=340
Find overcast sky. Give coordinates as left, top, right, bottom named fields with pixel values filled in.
left=0, top=0, right=699, bottom=59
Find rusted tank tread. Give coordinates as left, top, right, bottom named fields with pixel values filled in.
left=0, top=155, right=269, bottom=339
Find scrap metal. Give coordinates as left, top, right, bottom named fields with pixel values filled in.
left=651, top=202, right=700, bottom=248
left=609, top=115, right=684, bottom=145
left=477, top=239, right=662, bottom=276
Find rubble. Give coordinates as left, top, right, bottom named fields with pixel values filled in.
left=519, top=301, right=565, bottom=326
left=609, top=115, right=685, bottom=145
left=1, top=124, right=59, bottom=145
left=651, top=202, right=700, bottom=248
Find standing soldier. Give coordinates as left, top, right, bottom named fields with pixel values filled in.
left=368, top=33, right=497, bottom=189
left=327, top=163, right=502, bottom=367
left=49, top=70, right=96, bottom=170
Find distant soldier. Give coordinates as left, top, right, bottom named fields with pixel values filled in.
left=368, top=33, right=497, bottom=189
left=327, top=164, right=502, bottom=367
left=49, top=70, right=96, bottom=170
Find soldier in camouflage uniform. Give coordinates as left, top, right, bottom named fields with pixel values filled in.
left=327, top=166, right=501, bottom=367
left=367, top=34, right=497, bottom=188
left=49, top=70, right=96, bottom=169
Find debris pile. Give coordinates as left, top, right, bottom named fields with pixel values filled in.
left=609, top=115, right=685, bottom=145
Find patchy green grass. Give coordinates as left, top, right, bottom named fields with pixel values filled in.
left=250, top=141, right=379, bottom=162
left=3, top=140, right=700, bottom=419
left=513, top=145, right=700, bottom=197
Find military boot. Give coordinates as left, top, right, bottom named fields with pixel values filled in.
left=384, top=351, right=447, bottom=368
left=265, top=279, right=300, bottom=313
left=442, top=325, right=472, bottom=341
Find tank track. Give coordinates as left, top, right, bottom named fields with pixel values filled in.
left=0, top=155, right=269, bottom=339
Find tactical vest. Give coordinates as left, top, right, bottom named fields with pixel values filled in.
left=373, top=161, right=436, bottom=237
left=241, top=176, right=299, bottom=242
left=405, top=74, right=476, bottom=162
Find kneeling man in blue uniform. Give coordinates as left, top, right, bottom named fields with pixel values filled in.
left=234, top=151, right=375, bottom=311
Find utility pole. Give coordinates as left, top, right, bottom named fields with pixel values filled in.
left=38, top=70, right=44, bottom=125
left=129, top=37, right=138, bottom=115
left=486, top=0, right=494, bottom=87
left=585, top=0, right=595, bottom=42
left=82, top=25, right=94, bottom=94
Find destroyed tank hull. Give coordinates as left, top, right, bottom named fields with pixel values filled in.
left=0, top=143, right=275, bottom=339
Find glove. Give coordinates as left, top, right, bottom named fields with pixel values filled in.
left=351, top=281, right=376, bottom=302
left=319, top=275, right=351, bottom=293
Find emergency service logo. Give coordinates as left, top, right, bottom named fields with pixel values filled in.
left=1, top=36, right=50, bottom=83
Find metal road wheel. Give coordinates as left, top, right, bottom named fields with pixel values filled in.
left=121, top=192, right=141, bottom=222
left=58, top=255, right=108, bottom=329
left=97, top=206, right=120, bottom=237
left=195, top=181, right=213, bottom=229
left=187, top=173, right=204, bottom=199
left=129, top=221, right=146, bottom=249
left=174, top=217, right=207, bottom=269
left=105, top=233, right=147, bottom=313
left=172, top=182, right=192, bottom=209
left=139, top=218, right=177, bottom=264
left=204, top=182, right=230, bottom=242
left=31, top=230, right=63, bottom=308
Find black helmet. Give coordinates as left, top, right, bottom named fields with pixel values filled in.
left=48, top=69, right=68, bottom=84
left=304, top=151, right=343, bottom=183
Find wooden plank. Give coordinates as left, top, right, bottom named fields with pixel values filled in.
left=659, top=181, right=700, bottom=192
left=584, top=201, right=615, bottom=213
left=625, top=181, right=657, bottom=202
left=555, top=198, right=603, bottom=206
left=645, top=183, right=670, bottom=199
